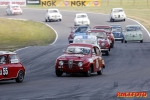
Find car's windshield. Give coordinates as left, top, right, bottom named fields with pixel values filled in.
left=112, top=27, right=122, bottom=32
left=75, top=27, right=88, bottom=33
left=49, top=10, right=58, bottom=13
left=12, top=6, right=19, bottom=8
left=126, top=26, right=141, bottom=31
left=77, top=15, right=87, bottom=18
left=113, top=9, right=123, bottom=13
left=74, top=38, right=97, bottom=45
left=87, top=32, right=107, bottom=39
left=94, top=28, right=110, bottom=32
left=66, top=46, right=90, bottom=55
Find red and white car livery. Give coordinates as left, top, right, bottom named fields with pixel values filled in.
left=0, top=51, right=25, bottom=83
left=87, top=29, right=111, bottom=55
left=55, top=43, right=105, bottom=77
left=93, top=25, right=115, bottom=48
left=6, top=4, right=22, bottom=15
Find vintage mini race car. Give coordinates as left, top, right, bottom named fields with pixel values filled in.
left=68, top=26, right=91, bottom=43
left=110, top=25, right=124, bottom=43
left=73, top=35, right=101, bottom=50
left=93, top=25, right=115, bottom=48
left=45, top=9, right=62, bottom=22
left=55, top=43, right=105, bottom=77
left=74, top=13, right=90, bottom=26
left=87, top=29, right=111, bottom=55
left=6, top=4, right=22, bottom=15
left=0, top=51, right=25, bottom=83
left=124, top=25, right=143, bottom=43
left=110, top=8, right=126, bottom=22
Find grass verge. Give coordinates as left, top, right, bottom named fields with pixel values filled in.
left=0, top=18, right=56, bottom=51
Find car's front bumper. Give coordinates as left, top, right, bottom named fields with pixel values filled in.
left=114, top=38, right=124, bottom=41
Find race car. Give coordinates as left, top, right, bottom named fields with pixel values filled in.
left=45, top=9, right=62, bottom=22
left=110, top=25, right=124, bottom=43
left=55, top=43, right=105, bottom=77
left=74, top=13, right=90, bottom=26
left=6, top=4, right=22, bottom=15
left=87, top=29, right=111, bottom=55
left=93, top=25, right=115, bottom=48
left=110, top=8, right=126, bottom=22
left=73, top=35, right=101, bottom=50
left=0, top=51, right=25, bottom=83
left=68, top=26, right=91, bottom=43
left=124, top=25, right=143, bottom=43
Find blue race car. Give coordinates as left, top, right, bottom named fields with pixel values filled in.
left=68, top=26, right=91, bottom=43
left=110, top=25, right=124, bottom=43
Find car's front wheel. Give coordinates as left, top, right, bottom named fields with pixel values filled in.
left=84, top=67, right=91, bottom=77
left=121, top=39, right=124, bottom=43
left=15, top=70, right=24, bottom=83
left=56, top=70, right=63, bottom=77
left=140, top=40, right=143, bottom=43
left=125, top=40, right=127, bottom=43
left=105, top=51, right=109, bottom=56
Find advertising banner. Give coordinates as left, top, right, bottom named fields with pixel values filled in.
left=41, top=0, right=101, bottom=7
left=0, top=0, right=26, bottom=6
left=26, top=0, right=40, bottom=5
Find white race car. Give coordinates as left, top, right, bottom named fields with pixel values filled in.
left=110, top=8, right=126, bottom=22
left=6, top=4, right=22, bottom=15
left=45, top=9, right=62, bottom=22
left=74, top=13, right=90, bottom=26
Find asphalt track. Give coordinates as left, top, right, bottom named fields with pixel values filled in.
left=0, top=8, right=150, bottom=100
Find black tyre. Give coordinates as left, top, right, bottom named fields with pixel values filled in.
left=15, top=71, right=24, bottom=83
left=59, top=19, right=61, bottom=21
left=105, top=51, right=109, bottom=56
left=125, top=40, right=127, bottom=43
left=84, top=67, right=91, bottom=77
left=56, top=70, right=63, bottom=77
left=110, top=41, right=114, bottom=48
left=45, top=18, right=48, bottom=22
left=124, top=19, right=126, bottom=21
left=97, top=67, right=103, bottom=75
left=121, top=39, right=124, bottom=43
left=140, top=40, right=143, bottom=43
left=48, top=17, right=51, bottom=22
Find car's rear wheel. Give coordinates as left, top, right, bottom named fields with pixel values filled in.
left=15, top=70, right=24, bottom=83
left=97, top=67, right=103, bottom=75
left=140, top=40, right=143, bottom=43
left=105, top=51, right=109, bottom=56
left=56, top=70, right=63, bottom=77
left=110, top=41, right=114, bottom=48
left=84, top=67, right=91, bottom=77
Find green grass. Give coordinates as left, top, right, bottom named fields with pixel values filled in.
left=0, top=18, right=56, bottom=51
left=26, top=0, right=150, bottom=31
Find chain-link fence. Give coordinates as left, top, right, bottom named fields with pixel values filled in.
left=101, top=0, right=149, bottom=6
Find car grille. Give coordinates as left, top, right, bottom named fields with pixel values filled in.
left=118, top=15, right=120, bottom=18
left=63, top=60, right=79, bottom=68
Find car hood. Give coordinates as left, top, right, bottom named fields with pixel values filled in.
left=58, top=54, right=88, bottom=61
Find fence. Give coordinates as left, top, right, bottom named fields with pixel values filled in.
left=101, top=0, right=149, bottom=6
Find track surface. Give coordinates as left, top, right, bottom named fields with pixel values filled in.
left=0, top=8, right=150, bottom=100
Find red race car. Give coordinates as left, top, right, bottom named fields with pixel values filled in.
left=55, top=43, right=105, bottom=77
left=93, top=25, right=115, bottom=48
left=0, top=51, right=25, bottom=83
left=87, top=29, right=111, bottom=55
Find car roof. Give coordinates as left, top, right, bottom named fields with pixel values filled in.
left=76, top=13, right=87, bottom=15
left=88, top=29, right=107, bottom=32
left=74, top=35, right=97, bottom=39
left=94, top=25, right=111, bottom=28
left=110, top=24, right=122, bottom=28
left=0, top=51, right=16, bottom=55
left=68, top=43, right=95, bottom=48
left=112, top=8, right=123, bottom=10
left=48, top=9, right=59, bottom=11
left=126, top=25, right=141, bottom=27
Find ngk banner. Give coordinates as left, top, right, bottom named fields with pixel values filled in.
left=41, top=0, right=100, bottom=7
left=0, top=0, right=26, bottom=6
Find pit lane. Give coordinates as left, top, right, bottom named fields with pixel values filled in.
left=0, top=8, right=150, bottom=100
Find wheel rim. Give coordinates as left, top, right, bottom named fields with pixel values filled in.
left=88, top=68, right=91, bottom=75
left=19, top=72, right=24, bottom=81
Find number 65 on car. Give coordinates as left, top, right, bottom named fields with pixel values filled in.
left=0, top=51, right=25, bottom=83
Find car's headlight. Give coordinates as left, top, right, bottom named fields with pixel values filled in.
left=78, top=62, right=83, bottom=67
left=59, top=61, right=64, bottom=66
left=101, top=42, right=105, bottom=46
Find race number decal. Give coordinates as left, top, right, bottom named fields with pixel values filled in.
left=0, top=70, right=2, bottom=75
left=3, top=67, right=8, bottom=76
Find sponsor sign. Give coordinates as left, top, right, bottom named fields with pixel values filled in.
left=41, top=0, right=101, bottom=7
left=26, top=0, right=40, bottom=5
left=0, top=0, right=26, bottom=6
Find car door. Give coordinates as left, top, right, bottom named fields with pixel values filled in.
left=91, top=47, right=97, bottom=72
left=8, top=54, right=21, bottom=78
left=95, top=47, right=103, bottom=71
left=0, top=55, right=10, bottom=80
